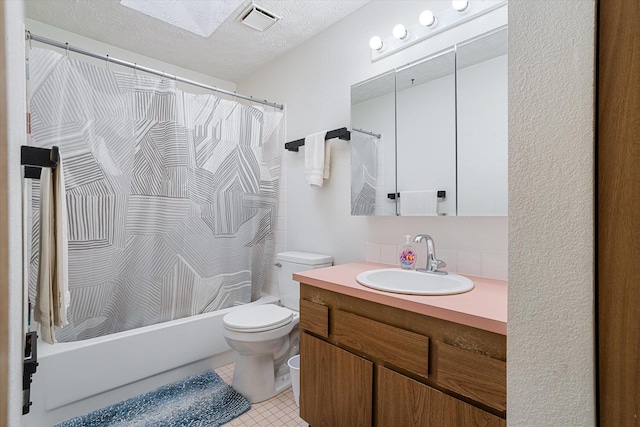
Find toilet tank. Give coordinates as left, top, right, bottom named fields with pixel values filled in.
left=277, top=251, right=333, bottom=311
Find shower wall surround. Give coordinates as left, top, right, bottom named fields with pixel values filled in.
left=28, top=47, right=284, bottom=342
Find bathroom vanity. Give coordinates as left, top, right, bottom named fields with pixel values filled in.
left=294, top=262, right=507, bottom=427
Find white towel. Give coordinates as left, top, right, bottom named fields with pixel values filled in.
left=34, top=158, right=69, bottom=344
left=304, top=131, right=330, bottom=187
left=399, top=190, right=438, bottom=216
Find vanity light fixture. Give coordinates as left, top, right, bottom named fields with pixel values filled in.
left=419, top=10, right=437, bottom=28
left=369, top=0, right=505, bottom=61
left=392, top=24, right=408, bottom=40
left=369, top=36, right=384, bottom=51
left=452, top=0, right=470, bottom=13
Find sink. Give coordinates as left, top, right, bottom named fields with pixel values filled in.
left=356, top=268, right=474, bottom=295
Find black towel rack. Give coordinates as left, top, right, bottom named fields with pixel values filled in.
left=388, top=191, right=447, bottom=200
left=21, top=146, right=59, bottom=179
left=23, top=331, right=38, bottom=414
left=284, top=127, right=351, bottom=152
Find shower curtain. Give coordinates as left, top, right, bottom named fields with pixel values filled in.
left=27, top=47, right=284, bottom=342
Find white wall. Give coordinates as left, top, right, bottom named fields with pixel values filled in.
left=508, top=1, right=595, bottom=426
left=5, top=1, right=26, bottom=424
left=238, top=1, right=509, bottom=280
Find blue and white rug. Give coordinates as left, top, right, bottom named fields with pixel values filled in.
left=55, top=371, right=251, bottom=427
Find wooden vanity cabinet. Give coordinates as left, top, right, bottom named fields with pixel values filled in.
left=377, top=367, right=506, bottom=427
left=299, top=284, right=506, bottom=427
left=300, top=333, right=373, bottom=427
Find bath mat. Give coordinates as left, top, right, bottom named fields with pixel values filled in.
left=54, top=371, right=251, bottom=427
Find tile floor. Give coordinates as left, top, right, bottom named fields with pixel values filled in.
left=215, top=363, right=307, bottom=427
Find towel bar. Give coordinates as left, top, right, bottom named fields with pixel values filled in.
left=21, top=146, right=59, bottom=179
left=388, top=191, right=446, bottom=200
left=284, top=127, right=350, bottom=152
left=23, top=331, right=38, bottom=414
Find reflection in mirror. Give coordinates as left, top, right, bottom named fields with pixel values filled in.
left=350, top=27, right=508, bottom=217
left=396, top=49, right=456, bottom=216
left=350, top=71, right=395, bottom=216
left=456, top=27, right=508, bottom=216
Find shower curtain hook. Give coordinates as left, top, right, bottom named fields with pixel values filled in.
left=133, top=63, right=137, bottom=76
left=232, top=91, right=237, bottom=103
left=27, top=31, right=32, bottom=50
left=106, top=54, right=110, bottom=70
left=65, top=42, right=70, bottom=59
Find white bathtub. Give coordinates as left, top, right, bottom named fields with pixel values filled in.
left=23, top=295, right=279, bottom=427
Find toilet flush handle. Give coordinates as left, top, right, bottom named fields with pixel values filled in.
left=274, top=263, right=282, bottom=267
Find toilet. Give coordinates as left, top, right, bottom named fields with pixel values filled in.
left=222, top=251, right=333, bottom=403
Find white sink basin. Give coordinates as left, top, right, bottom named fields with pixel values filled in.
left=356, top=268, right=474, bottom=295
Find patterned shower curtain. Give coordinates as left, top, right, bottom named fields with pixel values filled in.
left=27, top=47, right=284, bottom=342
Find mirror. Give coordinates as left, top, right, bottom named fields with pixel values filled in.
left=396, top=49, right=456, bottom=216
left=350, top=70, right=395, bottom=216
left=457, top=28, right=508, bottom=215
left=350, top=27, right=508, bottom=216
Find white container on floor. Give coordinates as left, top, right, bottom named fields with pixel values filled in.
left=288, top=354, right=300, bottom=407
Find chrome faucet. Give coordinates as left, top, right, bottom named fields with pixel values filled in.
left=413, top=234, right=447, bottom=275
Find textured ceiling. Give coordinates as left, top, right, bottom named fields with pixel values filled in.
left=25, top=0, right=371, bottom=82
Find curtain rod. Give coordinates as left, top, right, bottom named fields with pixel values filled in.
left=25, top=31, right=284, bottom=111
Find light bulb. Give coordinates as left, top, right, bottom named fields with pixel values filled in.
left=419, top=10, right=437, bottom=27
left=393, top=24, right=408, bottom=40
left=452, top=0, right=469, bottom=12
left=369, top=36, right=384, bottom=51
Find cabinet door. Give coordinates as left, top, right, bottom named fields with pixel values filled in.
left=377, top=366, right=505, bottom=427
left=300, top=333, right=373, bottom=427
left=437, top=343, right=506, bottom=412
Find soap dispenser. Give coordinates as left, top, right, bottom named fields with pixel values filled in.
left=399, top=235, right=416, bottom=270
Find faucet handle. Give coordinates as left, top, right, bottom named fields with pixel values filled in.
left=436, top=259, right=447, bottom=269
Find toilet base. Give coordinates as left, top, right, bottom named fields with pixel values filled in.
left=232, top=353, right=291, bottom=403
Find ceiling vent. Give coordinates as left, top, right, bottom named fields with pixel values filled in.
left=239, top=3, right=281, bottom=32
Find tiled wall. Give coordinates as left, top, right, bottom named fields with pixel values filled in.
left=365, top=242, right=508, bottom=281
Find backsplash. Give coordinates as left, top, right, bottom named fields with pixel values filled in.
left=365, top=242, right=507, bottom=281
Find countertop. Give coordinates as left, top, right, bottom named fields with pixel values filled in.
left=293, top=262, right=507, bottom=335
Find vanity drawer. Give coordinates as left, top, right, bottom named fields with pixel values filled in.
left=333, top=310, right=430, bottom=378
left=437, top=343, right=506, bottom=411
left=300, top=299, right=329, bottom=338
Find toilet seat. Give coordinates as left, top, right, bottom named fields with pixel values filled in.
left=223, top=305, right=293, bottom=333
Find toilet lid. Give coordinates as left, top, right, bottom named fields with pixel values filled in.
left=223, top=305, right=293, bottom=333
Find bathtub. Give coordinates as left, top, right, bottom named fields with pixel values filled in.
left=23, top=295, right=279, bottom=427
